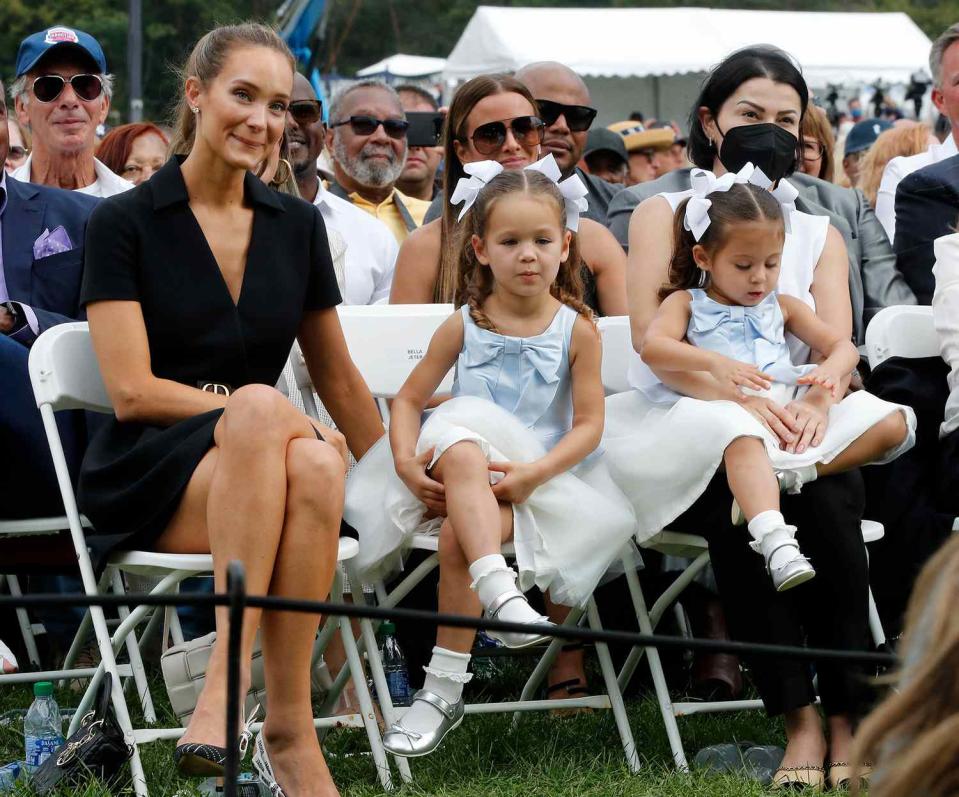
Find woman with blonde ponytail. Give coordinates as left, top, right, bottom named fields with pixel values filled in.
left=78, top=22, right=384, bottom=796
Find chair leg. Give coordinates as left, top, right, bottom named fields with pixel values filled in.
left=4, top=575, right=42, bottom=669
left=867, top=586, right=886, bottom=649
left=624, top=558, right=688, bottom=771
left=333, top=569, right=394, bottom=792
left=512, top=606, right=585, bottom=730
left=58, top=570, right=110, bottom=687
left=587, top=598, right=641, bottom=774
left=346, top=562, right=412, bottom=784
left=111, top=570, right=157, bottom=724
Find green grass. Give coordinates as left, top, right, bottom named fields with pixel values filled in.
left=0, top=661, right=791, bottom=796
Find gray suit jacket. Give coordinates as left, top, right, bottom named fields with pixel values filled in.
left=605, top=169, right=916, bottom=344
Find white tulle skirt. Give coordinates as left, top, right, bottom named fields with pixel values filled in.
left=344, top=396, right=638, bottom=607
left=603, top=388, right=916, bottom=544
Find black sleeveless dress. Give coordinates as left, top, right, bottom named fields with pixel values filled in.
left=77, top=157, right=341, bottom=567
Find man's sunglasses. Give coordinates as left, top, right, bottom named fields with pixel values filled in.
left=330, top=115, right=409, bottom=139
left=288, top=100, right=322, bottom=125
left=31, top=74, right=104, bottom=104
left=463, top=115, right=546, bottom=156
left=535, top=99, right=597, bottom=132
left=7, top=146, right=28, bottom=160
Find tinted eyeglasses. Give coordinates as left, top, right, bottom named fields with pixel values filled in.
left=330, top=115, right=409, bottom=139
left=464, top=115, right=546, bottom=156
left=288, top=100, right=323, bottom=126
left=7, top=146, right=28, bottom=161
left=535, top=99, right=597, bottom=132
left=31, top=74, right=104, bottom=104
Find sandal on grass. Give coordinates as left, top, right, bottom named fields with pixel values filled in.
left=545, top=678, right=593, bottom=717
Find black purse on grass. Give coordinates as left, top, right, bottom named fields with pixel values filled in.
left=31, top=672, right=134, bottom=794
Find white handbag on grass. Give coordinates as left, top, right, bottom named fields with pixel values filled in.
left=160, top=631, right=335, bottom=726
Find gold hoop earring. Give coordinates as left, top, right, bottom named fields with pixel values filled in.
left=271, top=158, right=292, bottom=187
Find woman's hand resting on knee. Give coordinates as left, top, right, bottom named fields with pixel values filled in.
left=737, top=395, right=800, bottom=450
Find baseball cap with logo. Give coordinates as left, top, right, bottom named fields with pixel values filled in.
left=15, top=26, right=107, bottom=78
left=844, top=118, right=893, bottom=157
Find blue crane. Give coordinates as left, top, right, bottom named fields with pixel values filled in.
left=276, top=0, right=330, bottom=114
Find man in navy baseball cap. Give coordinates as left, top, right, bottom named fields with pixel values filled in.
left=15, top=26, right=107, bottom=78
left=9, top=26, right=131, bottom=196
left=842, top=117, right=893, bottom=187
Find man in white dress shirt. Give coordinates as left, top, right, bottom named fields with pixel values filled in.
left=286, top=74, right=398, bottom=305
left=875, top=22, right=959, bottom=243
left=9, top=27, right=132, bottom=198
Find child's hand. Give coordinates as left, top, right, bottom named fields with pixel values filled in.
left=488, top=461, right=544, bottom=505
left=395, top=448, right=447, bottom=516
left=708, top=354, right=775, bottom=393
left=738, top=395, right=800, bottom=448
left=797, top=367, right=843, bottom=398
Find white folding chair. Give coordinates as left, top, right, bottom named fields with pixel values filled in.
left=320, top=304, right=642, bottom=776
left=594, top=315, right=888, bottom=770
left=865, top=305, right=938, bottom=368
left=25, top=322, right=397, bottom=795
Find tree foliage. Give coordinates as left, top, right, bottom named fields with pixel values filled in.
left=1, top=0, right=956, bottom=124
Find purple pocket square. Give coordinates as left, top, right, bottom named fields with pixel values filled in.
left=33, top=226, right=74, bottom=260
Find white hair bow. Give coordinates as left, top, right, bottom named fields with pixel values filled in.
left=449, top=153, right=590, bottom=231
left=524, top=154, right=590, bottom=232
left=450, top=160, right=506, bottom=222
left=684, top=162, right=796, bottom=241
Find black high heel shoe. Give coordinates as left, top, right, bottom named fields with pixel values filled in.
left=174, top=705, right=259, bottom=777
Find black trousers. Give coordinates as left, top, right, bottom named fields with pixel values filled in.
left=669, top=467, right=873, bottom=718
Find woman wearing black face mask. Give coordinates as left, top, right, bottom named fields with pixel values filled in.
left=606, top=46, right=873, bottom=791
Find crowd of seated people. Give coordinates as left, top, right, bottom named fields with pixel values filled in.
left=3, top=17, right=959, bottom=797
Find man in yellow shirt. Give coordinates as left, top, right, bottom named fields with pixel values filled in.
left=326, top=80, right=430, bottom=243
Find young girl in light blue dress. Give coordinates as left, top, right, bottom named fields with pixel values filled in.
left=640, top=178, right=915, bottom=592
left=344, top=157, right=635, bottom=757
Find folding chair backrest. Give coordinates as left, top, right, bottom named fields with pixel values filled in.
left=28, top=322, right=113, bottom=413
left=336, top=304, right=456, bottom=398
left=597, top=315, right=633, bottom=395
left=865, top=305, right=938, bottom=369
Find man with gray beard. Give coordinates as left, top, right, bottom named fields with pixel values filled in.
left=326, top=80, right=430, bottom=244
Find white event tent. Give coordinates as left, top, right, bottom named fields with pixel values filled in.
left=356, top=53, right=447, bottom=80
left=444, top=6, right=933, bottom=125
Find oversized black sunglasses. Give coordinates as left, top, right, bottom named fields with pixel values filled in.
left=330, top=115, right=409, bottom=139
left=287, top=99, right=323, bottom=125
left=463, top=115, right=546, bottom=156
left=31, top=74, right=103, bottom=104
left=535, top=99, right=598, bottom=132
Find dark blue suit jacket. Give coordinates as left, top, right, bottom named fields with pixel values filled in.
left=3, top=175, right=99, bottom=345
left=894, top=153, right=959, bottom=304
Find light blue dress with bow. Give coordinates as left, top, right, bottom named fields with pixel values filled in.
left=642, top=289, right=816, bottom=407
left=452, top=303, right=578, bottom=452
left=345, top=302, right=638, bottom=607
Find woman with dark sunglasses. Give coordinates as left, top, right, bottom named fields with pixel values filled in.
left=389, top=73, right=626, bottom=317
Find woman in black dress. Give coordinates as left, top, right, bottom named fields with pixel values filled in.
left=79, top=23, right=382, bottom=797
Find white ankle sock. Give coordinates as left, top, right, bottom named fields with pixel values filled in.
left=399, top=646, right=471, bottom=736
left=468, top=554, right=541, bottom=624
left=779, top=465, right=818, bottom=494
left=747, top=511, right=802, bottom=571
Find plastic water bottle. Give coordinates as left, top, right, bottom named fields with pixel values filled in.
left=379, top=622, right=411, bottom=707
left=0, top=762, right=22, bottom=792
left=24, top=682, right=64, bottom=774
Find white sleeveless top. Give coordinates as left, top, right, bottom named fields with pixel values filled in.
left=627, top=185, right=830, bottom=398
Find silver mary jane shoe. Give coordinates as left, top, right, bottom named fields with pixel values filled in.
left=485, top=589, right=555, bottom=649
left=763, top=540, right=816, bottom=592
left=252, top=732, right=286, bottom=797
left=382, top=689, right=465, bottom=758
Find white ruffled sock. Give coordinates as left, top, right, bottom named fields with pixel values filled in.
left=468, top=554, right=542, bottom=624
left=747, top=510, right=803, bottom=571
left=399, top=646, right=471, bottom=736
